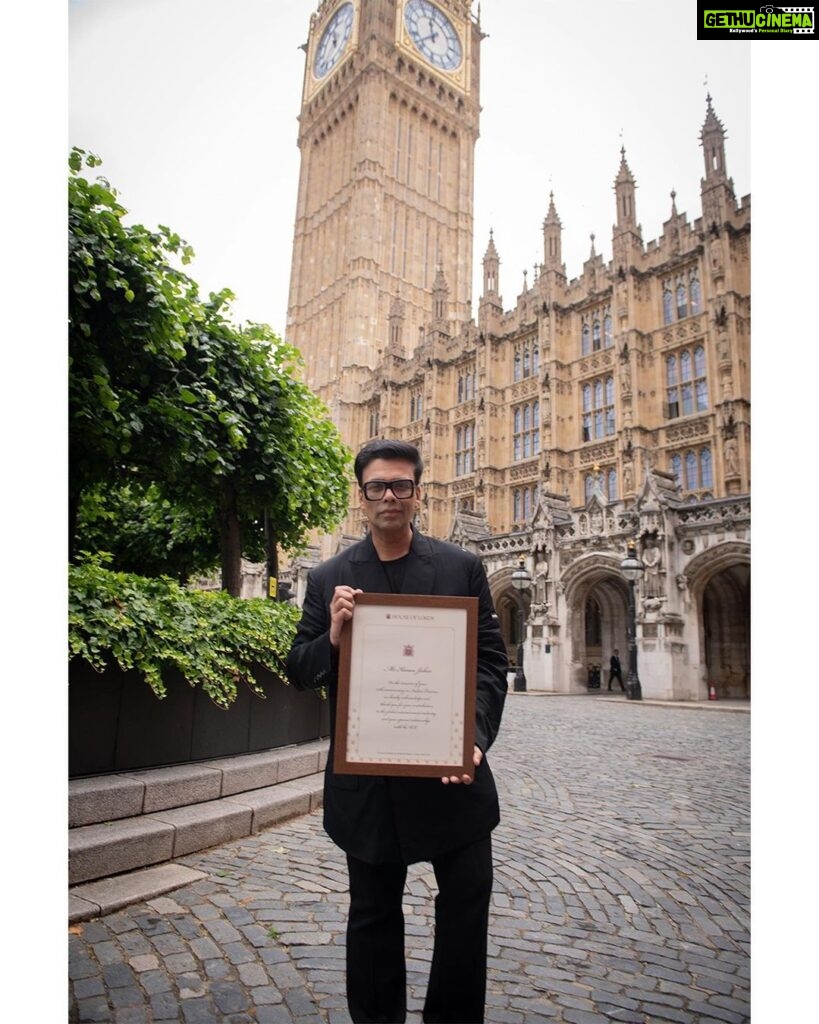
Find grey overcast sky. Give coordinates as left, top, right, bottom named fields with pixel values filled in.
left=67, top=0, right=754, bottom=334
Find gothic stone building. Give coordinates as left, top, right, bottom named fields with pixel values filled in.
left=283, top=1, right=751, bottom=701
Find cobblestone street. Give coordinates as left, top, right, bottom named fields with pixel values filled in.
left=69, top=695, right=750, bottom=1023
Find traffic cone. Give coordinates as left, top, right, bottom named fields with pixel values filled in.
left=708, top=683, right=718, bottom=701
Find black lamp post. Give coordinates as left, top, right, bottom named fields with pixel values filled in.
left=619, top=542, right=645, bottom=701
left=511, top=558, right=532, bottom=692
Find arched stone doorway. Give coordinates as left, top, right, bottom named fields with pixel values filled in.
left=492, top=582, right=531, bottom=672
left=702, top=564, right=750, bottom=697
left=684, top=542, right=751, bottom=700
left=562, top=555, right=629, bottom=691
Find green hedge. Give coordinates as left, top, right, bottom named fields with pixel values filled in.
left=69, top=558, right=301, bottom=708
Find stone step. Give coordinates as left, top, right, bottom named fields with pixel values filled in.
left=68, top=740, right=329, bottom=904
left=69, top=739, right=329, bottom=827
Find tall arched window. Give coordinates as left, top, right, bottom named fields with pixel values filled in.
left=680, top=350, right=693, bottom=415
left=582, top=384, right=592, bottom=442
left=671, top=448, right=712, bottom=492
left=455, top=423, right=475, bottom=476
left=532, top=344, right=540, bottom=375
left=523, top=404, right=532, bottom=457
left=663, top=286, right=673, bottom=325
left=584, top=474, right=595, bottom=502
left=513, top=489, right=521, bottom=523
left=667, top=347, right=708, bottom=419
left=582, top=323, right=591, bottom=356
left=676, top=281, right=688, bottom=319
left=604, top=314, right=613, bottom=348
left=690, top=271, right=701, bottom=315
left=700, top=447, right=713, bottom=488
left=592, top=320, right=601, bottom=351
left=523, top=487, right=532, bottom=521
left=513, top=402, right=539, bottom=460
left=685, top=451, right=698, bottom=489
left=513, top=351, right=521, bottom=382
left=582, top=378, right=614, bottom=441
left=607, top=468, right=617, bottom=501
left=694, top=348, right=707, bottom=413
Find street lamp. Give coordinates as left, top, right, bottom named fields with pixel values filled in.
left=511, top=558, right=532, bottom=692
left=619, top=542, right=645, bottom=701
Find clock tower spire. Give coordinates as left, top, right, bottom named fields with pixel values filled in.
left=286, top=0, right=481, bottom=447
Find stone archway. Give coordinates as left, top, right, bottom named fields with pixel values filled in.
left=702, top=565, right=750, bottom=697
left=489, top=572, right=532, bottom=672
left=684, top=542, right=751, bottom=699
left=561, top=554, right=630, bottom=692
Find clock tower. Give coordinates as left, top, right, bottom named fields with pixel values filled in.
left=286, top=0, right=481, bottom=444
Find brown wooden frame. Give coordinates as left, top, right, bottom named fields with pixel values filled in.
left=334, top=593, right=478, bottom=777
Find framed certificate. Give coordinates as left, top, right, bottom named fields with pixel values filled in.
left=335, top=594, right=478, bottom=777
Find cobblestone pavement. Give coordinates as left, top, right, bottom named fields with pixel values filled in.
left=69, top=696, right=750, bottom=1023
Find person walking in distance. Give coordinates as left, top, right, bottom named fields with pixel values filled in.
left=609, top=648, right=625, bottom=692
left=286, top=439, right=508, bottom=1024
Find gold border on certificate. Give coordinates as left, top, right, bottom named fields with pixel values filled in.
left=335, top=594, right=478, bottom=777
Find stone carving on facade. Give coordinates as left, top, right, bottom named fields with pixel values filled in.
left=623, top=459, right=634, bottom=493
left=710, top=236, right=725, bottom=279
left=717, top=326, right=731, bottom=364
left=724, top=436, right=739, bottom=477
left=640, top=533, right=666, bottom=611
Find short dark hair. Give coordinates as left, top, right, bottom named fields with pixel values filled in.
left=354, top=440, right=424, bottom=485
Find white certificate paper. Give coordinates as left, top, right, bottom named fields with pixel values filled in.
left=335, top=595, right=477, bottom=777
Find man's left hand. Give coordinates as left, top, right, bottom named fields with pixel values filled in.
left=441, top=745, right=482, bottom=785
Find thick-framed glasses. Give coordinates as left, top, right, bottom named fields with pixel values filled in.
left=361, top=478, right=416, bottom=501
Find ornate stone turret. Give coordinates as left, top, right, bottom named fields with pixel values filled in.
left=700, top=93, right=736, bottom=228
left=612, top=147, right=643, bottom=268
left=478, top=230, right=503, bottom=332
left=542, top=192, right=564, bottom=274
left=482, top=229, right=500, bottom=297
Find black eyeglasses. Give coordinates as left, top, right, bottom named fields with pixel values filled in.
left=361, top=479, right=416, bottom=500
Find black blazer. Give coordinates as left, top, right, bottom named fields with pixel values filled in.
left=285, top=529, right=509, bottom=864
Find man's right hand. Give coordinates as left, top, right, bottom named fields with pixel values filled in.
left=329, top=586, right=363, bottom=648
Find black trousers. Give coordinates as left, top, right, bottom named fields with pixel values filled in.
left=346, top=834, right=493, bottom=1024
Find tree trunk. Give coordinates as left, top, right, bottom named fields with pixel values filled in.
left=264, top=510, right=279, bottom=599
left=218, top=480, right=243, bottom=596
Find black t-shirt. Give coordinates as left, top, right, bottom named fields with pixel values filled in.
left=380, top=553, right=410, bottom=594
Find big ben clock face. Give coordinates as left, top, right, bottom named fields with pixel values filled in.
left=314, top=2, right=355, bottom=79
left=403, top=0, right=463, bottom=71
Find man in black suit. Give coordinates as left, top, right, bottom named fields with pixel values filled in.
left=286, top=439, right=508, bottom=1024
left=609, top=649, right=625, bottom=692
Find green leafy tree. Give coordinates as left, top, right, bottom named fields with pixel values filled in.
left=75, top=482, right=220, bottom=584
left=69, top=149, right=351, bottom=590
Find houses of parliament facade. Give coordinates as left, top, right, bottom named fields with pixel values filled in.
left=280, top=0, right=750, bottom=700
